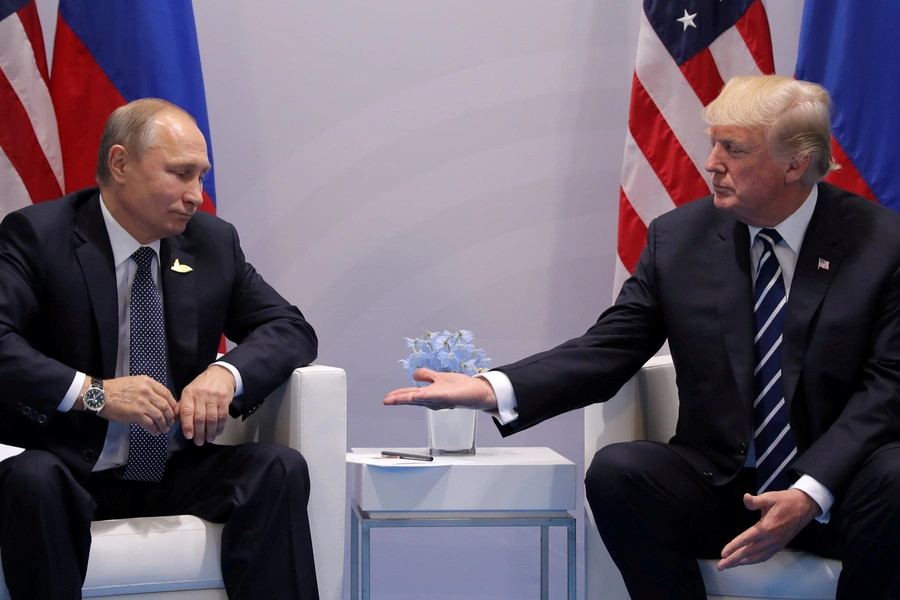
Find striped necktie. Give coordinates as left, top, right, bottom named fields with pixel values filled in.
left=752, top=229, right=797, bottom=494
left=120, top=246, right=168, bottom=482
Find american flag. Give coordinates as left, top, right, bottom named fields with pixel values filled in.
left=614, top=0, right=775, bottom=294
left=0, top=0, right=64, bottom=222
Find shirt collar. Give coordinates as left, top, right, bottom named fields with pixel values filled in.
left=747, top=185, right=819, bottom=253
left=99, top=194, right=161, bottom=267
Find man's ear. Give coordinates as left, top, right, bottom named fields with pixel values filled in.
left=108, top=145, right=129, bottom=184
left=784, top=154, right=811, bottom=184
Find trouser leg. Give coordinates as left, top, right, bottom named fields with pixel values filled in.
left=150, top=442, right=319, bottom=600
left=585, top=441, right=754, bottom=600
left=832, top=442, right=900, bottom=600
left=0, top=451, right=95, bottom=600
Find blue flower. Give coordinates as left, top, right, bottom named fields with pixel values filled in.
left=400, top=329, right=492, bottom=385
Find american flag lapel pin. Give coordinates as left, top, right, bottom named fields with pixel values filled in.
left=817, top=258, right=830, bottom=271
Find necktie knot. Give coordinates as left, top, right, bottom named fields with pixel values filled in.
left=132, top=246, right=156, bottom=270
left=757, top=228, right=783, bottom=250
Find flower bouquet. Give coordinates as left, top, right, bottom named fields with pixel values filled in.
left=399, top=329, right=492, bottom=455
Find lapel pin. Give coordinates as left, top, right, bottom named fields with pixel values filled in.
left=170, top=258, right=193, bottom=273
left=817, top=258, right=830, bottom=271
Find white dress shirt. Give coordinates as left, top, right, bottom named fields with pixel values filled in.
left=56, top=195, right=244, bottom=471
left=485, top=185, right=835, bottom=521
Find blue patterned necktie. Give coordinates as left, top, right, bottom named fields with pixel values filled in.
left=752, top=229, right=797, bottom=494
left=120, top=246, right=168, bottom=482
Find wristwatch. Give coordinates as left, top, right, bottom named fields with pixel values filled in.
left=82, top=377, right=106, bottom=413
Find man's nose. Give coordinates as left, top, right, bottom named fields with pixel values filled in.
left=184, top=179, right=204, bottom=207
left=705, top=149, right=723, bottom=173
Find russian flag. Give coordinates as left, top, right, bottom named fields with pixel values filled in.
left=795, top=0, right=900, bottom=210
left=50, top=0, right=217, bottom=214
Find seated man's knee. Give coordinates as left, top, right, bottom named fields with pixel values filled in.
left=0, top=450, right=77, bottom=505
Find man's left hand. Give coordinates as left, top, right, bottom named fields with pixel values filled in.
left=180, top=365, right=236, bottom=445
left=718, top=489, right=820, bottom=570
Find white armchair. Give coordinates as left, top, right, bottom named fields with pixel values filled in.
left=0, top=364, right=347, bottom=600
left=584, top=355, right=841, bottom=600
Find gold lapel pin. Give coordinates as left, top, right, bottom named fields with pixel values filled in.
left=170, top=258, right=193, bottom=273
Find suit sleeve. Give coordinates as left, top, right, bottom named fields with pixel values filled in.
left=495, top=220, right=667, bottom=436
left=0, top=211, right=80, bottom=426
left=215, top=224, right=318, bottom=419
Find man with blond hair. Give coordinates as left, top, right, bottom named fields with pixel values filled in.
left=385, top=75, right=900, bottom=598
left=0, top=99, right=320, bottom=599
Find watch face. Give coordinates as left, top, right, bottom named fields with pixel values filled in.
left=83, top=387, right=106, bottom=411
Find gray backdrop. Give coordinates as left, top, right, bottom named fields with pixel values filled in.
left=35, top=2, right=805, bottom=598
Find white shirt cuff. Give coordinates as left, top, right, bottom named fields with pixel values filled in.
left=477, top=371, right=518, bottom=425
left=59, top=372, right=87, bottom=412
left=212, top=361, right=244, bottom=397
left=791, top=474, right=835, bottom=523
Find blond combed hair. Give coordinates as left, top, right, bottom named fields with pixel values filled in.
left=95, top=98, right=196, bottom=185
left=703, top=75, right=838, bottom=184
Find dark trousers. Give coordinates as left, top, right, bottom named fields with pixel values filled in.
left=0, top=442, right=319, bottom=600
left=585, top=441, right=900, bottom=600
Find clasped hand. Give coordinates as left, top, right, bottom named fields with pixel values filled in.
left=97, top=365, right=235, bottom=445
left=383, top=368, right=499, bottom=411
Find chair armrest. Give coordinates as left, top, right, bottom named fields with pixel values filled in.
left=219, top=364, right=347, bottom=600
left=584, top=355, right=677, bottom=471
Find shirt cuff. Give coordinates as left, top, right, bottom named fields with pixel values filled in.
left=212, top=361, right=244, bottom=397
left=477, top=371, right=518, bottom=425
left=791, top=474, right=835, bottom=523
left=58, top=372, right=87, bottom=412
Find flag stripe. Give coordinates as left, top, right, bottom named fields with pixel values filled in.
left=734, top=0, right=775, bottom=75
left=710, top=24, right=765, bottom=83
left=680, top=48, right=725, bottom=107
left=620, top=131, right=676, bottom=227
left=629, top=74, right=711, bottom=208
left=0, top=146, right=32, bottom=220
left=634, top=9, right=712, bottom=185
left=0, top=71, right=62, bottom=207
left=826, top=137, right=876, bottom=203
left=15, top=0, right=48, bottom=82
left=617, top=188, right=649, bottom=274
left=49, top=12, right=127, bottom=195
left=0, top=9, right=64, bottom=194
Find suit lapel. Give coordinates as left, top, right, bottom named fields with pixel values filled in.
left=714, top=217, right=756, bottom=411
left=160, top=237, right=198, bottom=392
left=782, top=185, right=842, bottom=405
left=74, top=193, right=119, bottom=378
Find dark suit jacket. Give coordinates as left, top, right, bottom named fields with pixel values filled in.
left=496, top=182, right=900, bottom=503
left=0, top=187, right=317, bottom=478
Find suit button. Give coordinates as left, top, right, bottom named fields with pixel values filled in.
left=739, top=444, right=747, bottom=455
left=22, top=406, right=32, bottom=416
left=703, top=471, right=713, bottom=479
left=38, top=414, right=47, bottom=425
left=29, top=412, right=38, bottom=421
left=83, top=450, right=97, bottom=462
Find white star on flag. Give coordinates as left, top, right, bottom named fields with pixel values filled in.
left=677, top=9, right=698, bottom=31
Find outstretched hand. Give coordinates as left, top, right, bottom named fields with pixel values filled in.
left=718, top=489, right=820, bottom=570
left=383, top=368, right=499, bottom=411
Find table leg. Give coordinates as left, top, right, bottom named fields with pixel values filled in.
left=351, top=507, right=359, bottom=599
left=362, top=519, right=372, bottom=600
left=567, top=518, right=576, bottom=600
left=540, top=526, right=549, bottom=600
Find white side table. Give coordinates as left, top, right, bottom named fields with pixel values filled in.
left=347, top=447, right=576, bottom=600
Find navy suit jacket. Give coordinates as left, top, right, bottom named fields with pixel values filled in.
left=0, top=187, right=317, bottom=478
left=496, top=182, right=900, bottom=503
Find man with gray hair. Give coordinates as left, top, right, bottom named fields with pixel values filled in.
left=385, top=75, right=900, bottom=598
left=0, top=98, right=320, bottom=599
